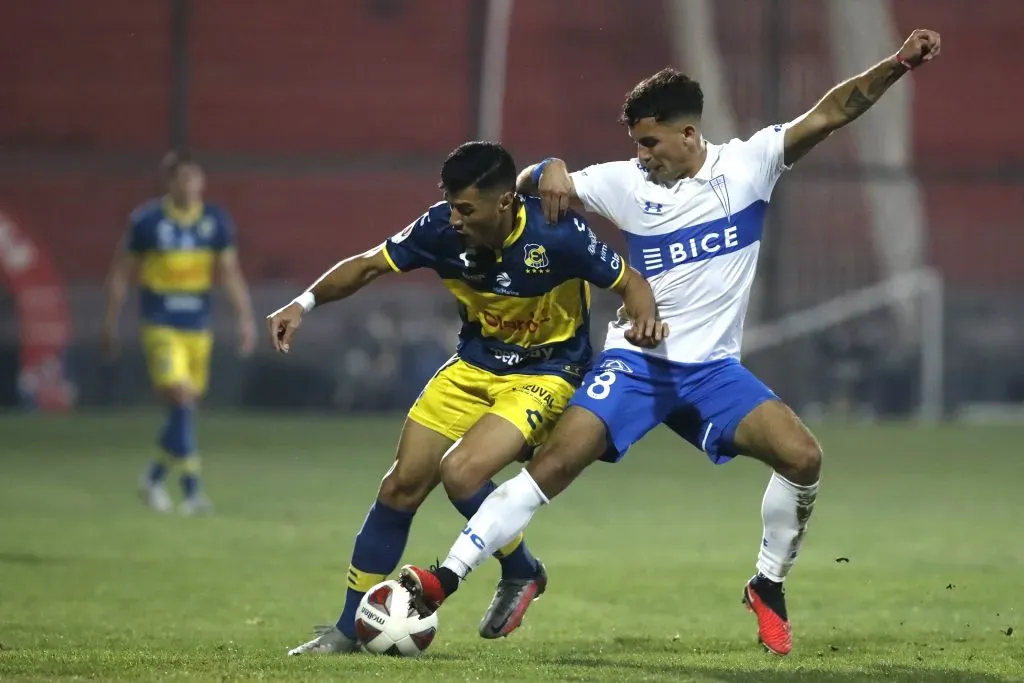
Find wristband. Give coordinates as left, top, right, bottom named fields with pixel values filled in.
left=531, top=158, right=554, bottom=185
left=895, top=54, right=914, bottom=71
left=293, top=291, right=316, bottom=312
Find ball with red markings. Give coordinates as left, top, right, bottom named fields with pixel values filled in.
left=355, top=579, right=439, bottom=656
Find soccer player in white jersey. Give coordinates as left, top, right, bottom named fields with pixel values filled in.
left=400, top=29, right=941, bottom=655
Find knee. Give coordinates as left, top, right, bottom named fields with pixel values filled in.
left=378, top=466, right=432, bottom=511
left=162, top=383, right=195, bottom=407
left=440, top=447, right=488, bottom=502
left=780, top=437, right=822, bottom=484
left=525, top=441, right=584, bottom=500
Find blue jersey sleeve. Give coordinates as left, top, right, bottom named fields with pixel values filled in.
left=552, top=212, right=625, bottom=289
left=209, top=206, right=236, bottom=251
left=125, top=205, right=154, bottom=253
left=381, top=203, right=448, bottom=272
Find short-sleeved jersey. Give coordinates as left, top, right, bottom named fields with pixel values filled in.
left=569, top=124, right=791, bottom=364
left=126, top=198, right=235, bottom=330
left=382, top=196, right=625, bottom=382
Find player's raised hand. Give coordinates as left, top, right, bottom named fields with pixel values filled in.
left=538, top=158, right=573, bottom=224
left=266, top=302, right=304, bottom=354
left=897, top=29, right=941, bottom=68
left=624, top=318, right=669, bottom=349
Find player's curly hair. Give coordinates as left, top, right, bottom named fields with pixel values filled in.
left=620, top=68, right=704, bottom=126
left=440, top=141, right=517, bottom=195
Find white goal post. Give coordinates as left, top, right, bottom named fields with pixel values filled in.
left=743, top=268, right=945, bottom=422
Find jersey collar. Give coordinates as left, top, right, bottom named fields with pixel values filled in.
left=162, top=197, right=204, bottom=226
left=490, top=203, right=526, bottom=264
left=502, top=201, right=527, bottom=248
left=693, top=141, right=722, bottom=181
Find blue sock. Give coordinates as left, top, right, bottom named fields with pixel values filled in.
left=451, top=480, right=540, bottom=580
left=336, top=500, right=415, bottom=640
left=146, top=459, right=168, bottom=484
left=159, top=404, right=199, bottom=499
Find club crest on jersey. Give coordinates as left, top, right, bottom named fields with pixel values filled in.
left=710, top=175, right=731, bottom=221
left=197, top=217, right=215, bottom=240
left=599, top=358, right=634, bottom=374
left=524, top=243, right=550, bottom=273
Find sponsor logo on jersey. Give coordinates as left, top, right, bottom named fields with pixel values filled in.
left=640, top=226, right=741, bottom=271
left=512, top=383, right=556, bottom=409
left=490, top=346, right=554, bottom=366
left=481, top=311, right=551, bottom=333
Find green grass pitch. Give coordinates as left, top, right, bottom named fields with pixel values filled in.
left=0, top=413, right=1021, bottom=681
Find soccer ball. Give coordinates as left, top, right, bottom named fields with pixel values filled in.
left=355, top=579, right=439, bottom=656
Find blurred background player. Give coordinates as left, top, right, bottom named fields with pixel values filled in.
left=102, top=151, right=256, bottom=515
left=269, top=141, right=661, bottom=654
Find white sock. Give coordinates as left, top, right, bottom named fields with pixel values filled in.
left=442, top=469, right=549, bottom=579
left=756, top=471, right=819, bottom=583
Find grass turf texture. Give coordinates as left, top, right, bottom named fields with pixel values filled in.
left=0, top=413, right=1021, bottom=682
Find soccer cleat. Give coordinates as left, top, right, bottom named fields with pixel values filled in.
left=178, top=494, right=214, bottom=516
left=287, top=625, right=359, bottom=655
left=743, top=573, right=792, bottom=656
left=478, top=561, right=547, bottom=639
left=398, top=564, right=449, bottom=617
left=139, top=480, right=173, bottom=513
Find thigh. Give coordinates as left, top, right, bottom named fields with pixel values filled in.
left=388, top=416, right=456, bottom=491
left=663, top=359, right=777, bottom=464
left=731, top=399, right=819, bottom=470
left=407, top=359, right=491, bottom=442
left=140, top=326, right=191, bottom=391
left=526, top=405, right=611, bottom=500
left=445, top=412, right=535, bottom=488
left=568, top=350, right=675, bottom=462
left=183, top=330, right=213, bottom=396
left=488, top=373, right=577, bottom=448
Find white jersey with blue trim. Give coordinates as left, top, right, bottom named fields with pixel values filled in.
left=570, top=124, right=790, bottom=364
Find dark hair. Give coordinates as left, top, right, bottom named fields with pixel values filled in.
left=620, top=68, right=704, bottom=127
left=160, top=150, right=199, bottom=178
left=440, top=141, right=516, bottom=195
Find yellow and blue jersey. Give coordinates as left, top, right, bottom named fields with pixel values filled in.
left=126, top=198, right=235, bottom=330
left=382, top=196, right=625, bottom=382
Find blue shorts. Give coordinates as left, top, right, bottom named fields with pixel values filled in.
left=568, top=349, right=778, bottom=464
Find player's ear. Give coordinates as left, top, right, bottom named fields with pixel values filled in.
left=498, top=191, right=515, bottom=212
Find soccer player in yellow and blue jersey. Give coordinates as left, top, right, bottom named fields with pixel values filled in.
left=103, top=151, right=256, bottom=515
left=270, top=141, right=664, bottom=654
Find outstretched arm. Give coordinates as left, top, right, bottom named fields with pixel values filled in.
left=266, top=246, right=396, bottom=353
left=783, top=29, right=941, bottom=166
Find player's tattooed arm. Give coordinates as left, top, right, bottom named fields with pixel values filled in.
left=265, top=246, right=395, bottom=353
left=782, top=29, right=941, bottom=165
left=611, top=266, right=668, bottom=349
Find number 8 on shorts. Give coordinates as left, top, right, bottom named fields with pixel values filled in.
left=585, top=370, right=618, bottom=400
